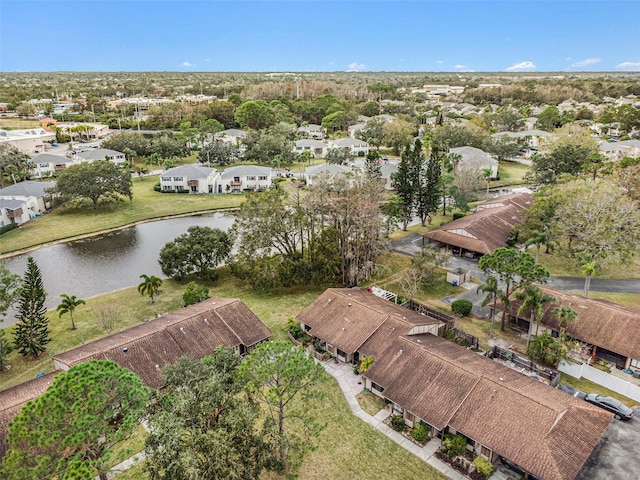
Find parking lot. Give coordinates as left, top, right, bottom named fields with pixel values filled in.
left=577, top=407, right=640, bottom=480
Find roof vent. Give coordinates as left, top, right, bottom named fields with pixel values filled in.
left=348, top=303, right=352, bottom=307
left=417, top=339, right=422, bottom=343
left=211, top=302, right=216, bottom=305
left=499, top=377, right=504, bottom=382
left=155, top=364, right=160, bottom=369
left=403, top=316, right=406, bottom=320
left=123, top=347, right=129, bottom=353
left=180, top=327, right=185, bottom=332
left=342, top=327, right=346, bottom=331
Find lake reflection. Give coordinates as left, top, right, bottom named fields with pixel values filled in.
left=2, top=213, right=235, bottom=326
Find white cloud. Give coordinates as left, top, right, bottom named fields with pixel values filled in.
left=181, top=61, right=195, bottom=67
left=347, top=62, right=366, bottom=71
left=454, top=64, right=466, bottom=69
left=570, top=57, right=601, bottom=68
left=616, top=61, right=640, bottom=71
left=504, top=61, right=536, bottom=72
left=436, top=60, right=443, bottom=64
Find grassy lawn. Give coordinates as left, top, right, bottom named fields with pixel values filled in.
left=0, top=176, right=246, bottom=255
left=0, top=118, right=41, bottom=129
left=574, top=292, right=640, bottom=310
left=356, top=391, right=387, bottom=416
left=493, top=160, right=530, bottom=188
left=531, top=247, right=640, bottom=279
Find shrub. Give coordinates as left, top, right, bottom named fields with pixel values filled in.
left=352, top=363, right=360, bottom=375
left=442, top=433, right=467, bottom=458
left=451, top=299, right=473, bottom=317
left=390, top=414, right=405, bottom=432
left=182, top=281, right=209, bottom=307
left=473, top=456, right=494, bottom=476
left=453, top=212, right=467, bottom=220
left=359, top=356, right=373, bottom=373
left=0, top=222, right=19, bottom=235
left=411, top=422, right=429, bottom=442
left=287, top=317, right=304, bottom=340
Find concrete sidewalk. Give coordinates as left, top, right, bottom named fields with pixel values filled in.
left=321, top=360, right=468, bottom=480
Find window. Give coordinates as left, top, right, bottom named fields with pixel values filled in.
left=371, top=382, right=384, bottom=393
left=405, top=412, right=415, bottom=423
left=393, top=404, right=404, bottom=414
left=161, top=177, right=171, bottom=182
left=336, top=348, right=346, bottom=358
left=480, top=445, right=491, bottom=458
left=258, top=175, right=267, bottom=181
left=40, top=163, right=49, bottom=168
left=173, top=177, right=183, bottom=181
left=247, top=176, right=256, bottom=180
left=234, top=176, right=240, bottom=182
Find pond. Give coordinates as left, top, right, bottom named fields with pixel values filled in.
left=1, top=213, right=235, bottom=327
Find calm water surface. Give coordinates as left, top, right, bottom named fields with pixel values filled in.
left=2, top=213, right=235, bottom=326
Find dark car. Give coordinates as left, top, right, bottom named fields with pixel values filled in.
left=500, top=457, right=541, bottom=480
left=584, top=393, right=633, bottom=420
left=558, top=383, right=586, bottom=400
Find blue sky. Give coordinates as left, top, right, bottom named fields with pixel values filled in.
left=1, top=0, right=639, bottom=72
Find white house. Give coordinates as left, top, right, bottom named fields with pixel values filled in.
left=0, top=128, right=56, bottom=154
left=304, top=163, right=353, bottom=186
left=160, top=165, right=220, bottom=193
left=75, top=148, right=127, bottom=166
left=328, top=138, right=369, bottom=156
left=617, top=139, right=640, bottom=157
left=449, top=146, right=499, bottom=178
left=492, top=129, right=553, bottom=149
left=293, top=139, right=328, bottom=158
left=214, top=129, right=248, bottom=145
left=598, top=141, right=632, bottom=161
left=347, top=123, right=366, bottom=138
left=380, top=162, right=399, bottom=190
left=30, top=153, right=76, bottom=179
left=218, top=165, right=272, bottom=193
left=297, top=124, right=324, bottom=139
left=0, top=181, right=53, bottom=226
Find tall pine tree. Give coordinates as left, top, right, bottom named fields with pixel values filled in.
left=392, top=140, right=419, bottom=230
left=415, top=147, right=443, bottom=226
left=13, top=256, right=50, bottom=357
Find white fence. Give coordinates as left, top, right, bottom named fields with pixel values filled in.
left=559, top=361, right=640, bottom=403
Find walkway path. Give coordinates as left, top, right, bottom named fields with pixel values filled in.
left=320, top=360, right=468, bottom=480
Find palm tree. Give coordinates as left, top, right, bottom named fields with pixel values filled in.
left=553, top=305, right=578, bottom=337
left=138, top=274, right=162, bottom=304
left=580, top=253, right=596, bottom=299
left=56, top=294, right=86, bottom=330
left=524, top=230, right=552, bottom=264
left=516, top=284, right=556, bottom=346
left=477, top=275, right=500, bottom=339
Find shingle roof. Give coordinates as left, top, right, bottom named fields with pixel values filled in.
left=507, top=285, right=640, bottom=360
left=0, top=372, right=61, bottom=459
left=162, top=164, right=216, bottom=180
left=296, top=289, right=445, bottom=355
left=295, top=139, right=327, bottom=148
left=76, top=148, right=124, bottom=161
left=330, top=138, right=368, bottom=148
left=0, top=198, right=26, bottom=210
left=30, top=153, right=73, bottom=165
left=0, top=180, right=53, bottom=198
left=219, top=165, right=272, bottom=179
left=305, top=163, right=352, bottom=176
left=422, top=193, right=533, bottom=254
left=53, top=298, right=272, bottom=389
left=450, top=146, right=498, bottom=167
left=364, top=333, right=612, bottom=480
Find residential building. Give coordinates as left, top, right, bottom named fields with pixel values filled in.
left=75, top=148, right=126, bottom=166
left=217, top=165, right=272, bottom=193
left=422, top=193, right=534, bottom=256
left=305, top=163, right=353, bottom=186
left=0, top=181, right=53, bottom=227
left=598, top=141, right=632, bottom=161
left=297, top=288, right=612, bottom=480
left=491, top=129, right=553, bottom=149
left=347, top=123, right=366, bottom=138
left=380, top=162, right=398, bottom=190
left=0, top=128, right=56, bottom=154
left=297, top=123, right=324, bottom=139
left=449, top=146, right=499, bottom=178
left=214, top=128, right=248, bottom=145
left=293, top=139, right=328, bottom=158
left=30, top=153, right=75, bottom=178
left=160, top=165, right=219, bottom=193
left=328, top=138, right=369, bottom=156
left=617, top=139, right=640, bottom=157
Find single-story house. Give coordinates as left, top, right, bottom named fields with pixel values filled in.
left=503, top=285, right=640, bottom=371
left=0, top=372, right=61, bottom=459
left=297, top=123, right=324, bottom=139
left=296, top=288, right=612, bottom=480
left=30, top=153, right=75, bottom=178
left=160, top=165, right=219, bottom=193
left=217, top=165, right=272, bottom=193
left=75, top=148, right=127, bottom=166
left=52, top=298, right=272, bottom=389
left=422, top=193, right=534, bottom=257
left=215, top=128, right=248, bottom=145
left=617, top=139, right=640, bottom=157
left=0, top=180, right=54, bottom=225
left=293, top=139, right=329, bottom=158
left=449, top=146, right=499, bottom=179
left=304, top=163, right=353, bottom=186
left=0, top=128, right=56, bottom=154
left=598, top=141, right=633, bottom=161
left=491, top=129, right=553, bottom=149
left=328, top=138, right=369, bottom=156
left=347, top=123, right=366, bottom=138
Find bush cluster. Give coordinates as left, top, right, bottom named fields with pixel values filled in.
left=451, top=299, right=473, bottom=317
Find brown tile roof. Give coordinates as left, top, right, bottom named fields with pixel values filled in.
left=0, top=371, right=61, bottom=459
left=296, top=289, right=443, bottom=355
left=507, top=285, right=640, bottom=360
left=422, top=193, right=533, bottom=255
left=363, top=334, right=612, bottom=480
left=53, top=298, right=272, bottom=389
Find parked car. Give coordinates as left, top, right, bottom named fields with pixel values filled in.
left=558, top=384, right=587, bottom=400
left=500, top=457, right=541, bottom=480
left=584, top=393, right=633, bottom=420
